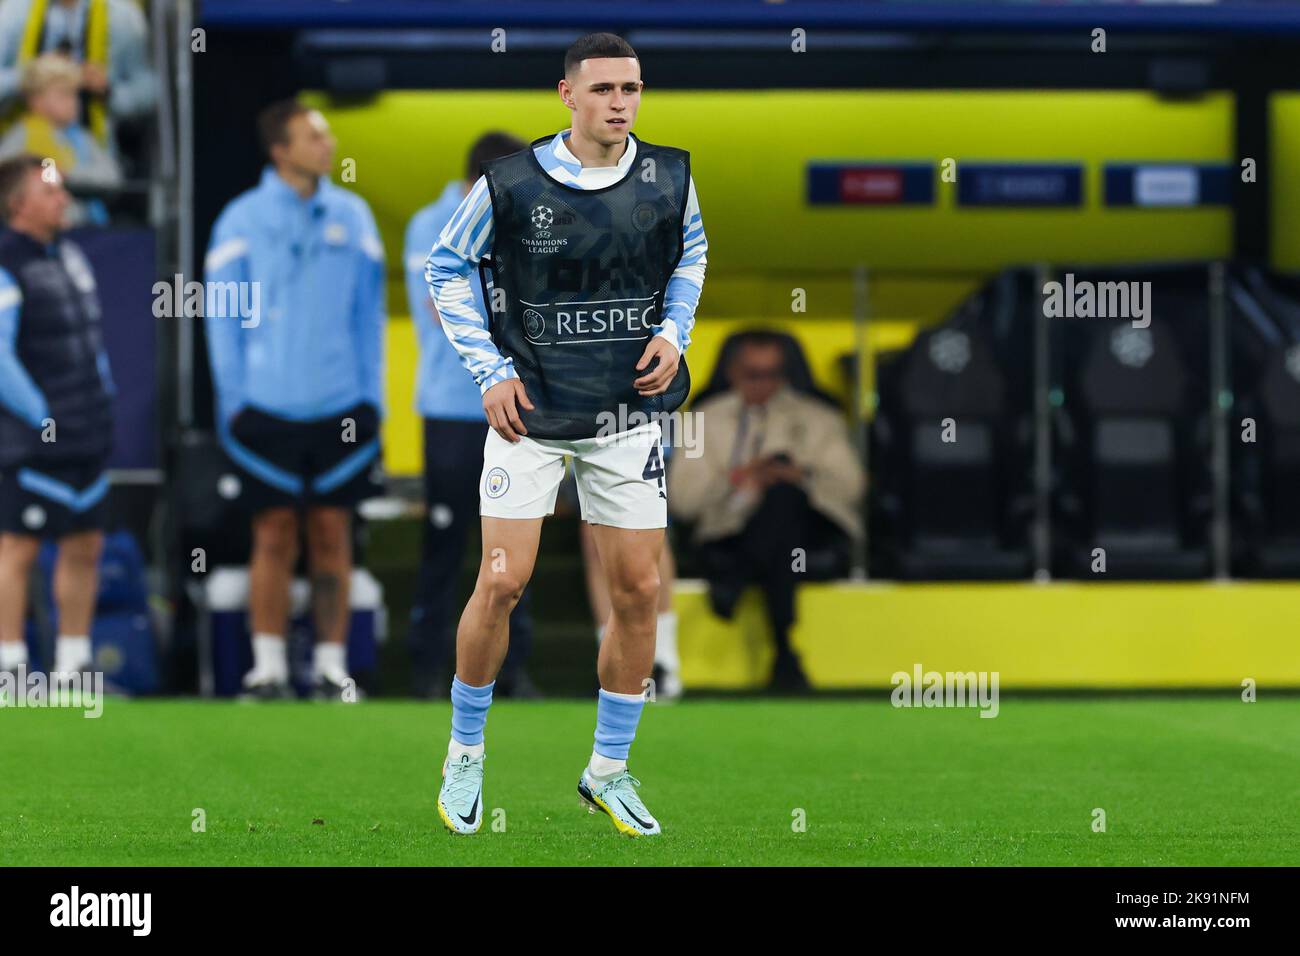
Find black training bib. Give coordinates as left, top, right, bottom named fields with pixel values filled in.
left=480, top=134, right=691, bottom=439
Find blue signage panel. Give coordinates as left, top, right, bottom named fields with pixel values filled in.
left=1104, top=163, right=1231, bottom=207
left=957, top=163, right=1083, bottom=207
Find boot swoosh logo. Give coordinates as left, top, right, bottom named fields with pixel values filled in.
left=458, top=791, right=480, bottom=825
left=615, top=797, right=654, bottom=830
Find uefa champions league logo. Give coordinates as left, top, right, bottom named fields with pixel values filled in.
left=530, top=205, right=554, bottom=230
left=524, top=205, right=568, bottom=254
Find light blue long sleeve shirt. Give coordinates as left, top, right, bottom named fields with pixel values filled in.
left=404, top=180, right=487, bottom=422
left=204, top=166, right=386, bottom=428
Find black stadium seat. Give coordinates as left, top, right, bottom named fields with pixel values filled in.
left=872, top=306, right=1034, bottom=580
left=1051, top=265, right=1212, bottom=578
left=1229, top=266, right=1300, bottom=576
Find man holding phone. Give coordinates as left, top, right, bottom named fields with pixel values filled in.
left=668, top=332, right=864, bottom=690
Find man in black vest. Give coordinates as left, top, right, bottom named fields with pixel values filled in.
left=0, top=154, right=113, bottom=683
left=426, top=33, right=708, bottom=837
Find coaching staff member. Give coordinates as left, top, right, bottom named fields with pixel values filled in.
left=205, top=100, right=386, bottom=698
left=0, top=153, right=113, bottom=683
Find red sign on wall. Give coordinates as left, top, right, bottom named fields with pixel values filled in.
left=839, top=167, right=904, bottom=203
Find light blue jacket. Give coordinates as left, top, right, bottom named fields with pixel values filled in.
left=204, top=166, right=386, bottom=427
left=404, top=180, right=485, bottom=422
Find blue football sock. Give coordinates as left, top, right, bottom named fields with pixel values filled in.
left=593, top=688, right=646, bottom=761
left=450, top=676, right=495, bottom=746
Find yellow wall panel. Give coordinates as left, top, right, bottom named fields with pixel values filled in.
left=676, top=581, right=1300, bottom=689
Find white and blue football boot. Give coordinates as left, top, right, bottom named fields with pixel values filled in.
left=578, top=769, right=661, bottom=837
left=437, top=752, right=485, bottom=835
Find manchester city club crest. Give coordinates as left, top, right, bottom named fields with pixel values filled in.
left=484, top=467, right=510, bottom=499
left=632, top=201, right=658, bottom=232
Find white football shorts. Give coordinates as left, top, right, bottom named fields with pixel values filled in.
left=479, top=422, right=667, bottom=529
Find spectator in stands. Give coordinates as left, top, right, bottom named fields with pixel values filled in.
left=0, top=153, right=113, bottom=683
left=0, top=53, right=121, bottom=225
left=204, top=100, right=386, bottom=699
left=0, top=0, right=156, bottom=150
left=404, top=131, right=541, bottom=699
left=668, top=332, right=863, bottom=690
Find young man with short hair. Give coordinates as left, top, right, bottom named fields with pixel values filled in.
left=205, top=100, right=386, bottom=699
left=426, top=33, right=707, bottom=836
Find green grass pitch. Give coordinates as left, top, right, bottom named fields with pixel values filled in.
left=2, top=696, right=1297, bottom=866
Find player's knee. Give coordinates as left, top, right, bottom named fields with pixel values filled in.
left=305, top=511, right=350, bottom=561
left=60, top=532, right=103, bottom=566
left=0, top=534, right=41, bottom=571
left=253, top=510, right=299, bottom=565
left=609, top=569, right=661, bottom=612
left=478, top=570, right=528, bottom=610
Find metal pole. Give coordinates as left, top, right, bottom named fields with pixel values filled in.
left=851, top=264, right=870, bottom=580
left=176, top=0, right=195, bottom=429
left=1209, top=260, right=1231, bottom=580
left=1033, top=262, right=1052, bottom=580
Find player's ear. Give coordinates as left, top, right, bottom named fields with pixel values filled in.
left=558, top=78, right=575, bottom=110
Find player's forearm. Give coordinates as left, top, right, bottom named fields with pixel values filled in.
left=658, top=201, right=707, bottom=352
left=426, top=249, right=516, bottom=392
left=205, top=330, right=245, bottom=427
left=658, top=263, right=705, bottom=354
left=355, top=260, right=386, bottom=412
left=0, top=350, right=49, bottom=427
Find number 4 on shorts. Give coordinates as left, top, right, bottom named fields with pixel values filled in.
left=642, top=442, right=666, bottom=499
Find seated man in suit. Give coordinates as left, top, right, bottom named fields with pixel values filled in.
left=668, top=332, right=863, bottom=690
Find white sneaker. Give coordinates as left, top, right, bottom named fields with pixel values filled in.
left=240, top=666, right=290, bottom=700
left=313, top=667, right=358, bottom=701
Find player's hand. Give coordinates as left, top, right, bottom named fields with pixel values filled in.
left=483, top=378, right=534, bottom=443
left=633, top=336, right=680, bottom=396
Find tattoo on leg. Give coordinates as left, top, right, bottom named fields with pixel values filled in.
left=312, top=573, right=342, bottom=638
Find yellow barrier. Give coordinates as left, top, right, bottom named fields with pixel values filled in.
left=677, top=580, right=1300, bottom=689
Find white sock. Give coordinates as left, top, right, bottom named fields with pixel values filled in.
left=0, top=640, right=28, bottom=671
left=588, top=751, right=627, bottom=782
left=448, top=738, right=485, bottom=761
left=654, top=610, right=680, bottom=672
left=313, top=642, right=347, bottom=680
left=54, top=636, right=91, bottom=674
left=251, top=633, right=287, bottom=679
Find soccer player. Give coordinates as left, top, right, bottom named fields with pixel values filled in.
left=425, top=33, right=707, bottom=836
left=0, top=155, right=113, bottom=683
left=205, top=100, right=386, bottom=699
left=404, top=131, right=540, bottom=700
